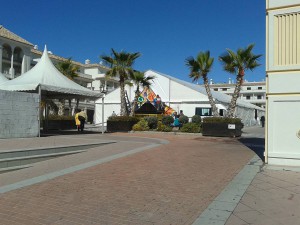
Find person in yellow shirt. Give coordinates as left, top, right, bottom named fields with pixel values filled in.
left=75, top=109, right=87, bottom=132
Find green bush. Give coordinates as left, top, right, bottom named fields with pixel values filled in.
left=179, top=115, right=189, bottom=124
left=132, top=119, right=149, bottom=131
left=157, top=121, right=172, bottom=132
left=181, top=123, right=201, bottom=133
left=144, top=116, right=158, bottom=129
left=191, top=115, right=202, bottom=125
left=108, top=116, right=139, bottom=123
left=162, top=115, right=174, bottom=126
left=203, top=117, right=242, bottom=124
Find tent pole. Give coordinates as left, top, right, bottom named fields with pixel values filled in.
left=38, top=85, right=41, bottom=137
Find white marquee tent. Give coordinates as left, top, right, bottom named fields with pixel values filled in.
left=0, top=46, right=102, bottom=100
left=94, top=70, right=264, bottom=127
left=0, top=72, right=8, bottom=84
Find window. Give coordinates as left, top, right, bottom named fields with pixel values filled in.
left=195, top=108, right=212, bottom=116
left=257, top=95, right=262, bottom=99
left=219, top=109, right=224, bottom=116
left=222, top=88, right=228, bottom=91
left=213, top=88, right=218, bottom=91
left=258, top=87, right=262, bottom=90
left=246, top=96, right=251, bottom=100
left=247, top=87, right=251, bottom=90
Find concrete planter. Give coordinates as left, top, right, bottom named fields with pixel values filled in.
left=107, top=120, right=138, bottom=132
left=43, top=120, right=76, bottom=130
left=202, top=122, right=243, bottom=137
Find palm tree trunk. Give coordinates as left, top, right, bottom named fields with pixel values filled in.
left=227, top=75, right=243, bottom=118
left=203, top=76, right=219, bottom=117
left=130, top=90, right=139, bottom=116
left=119, top=79, right=127, bottom=116
left=68, top=99, right=72, bottom=116
left=75, top=99, right=79, bottom=111
left=58, top=99, right=65, bottom=116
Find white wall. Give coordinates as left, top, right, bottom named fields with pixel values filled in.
left=0, top=90, right=39, bottom=138
left=267, top=95, right=300, bottom=166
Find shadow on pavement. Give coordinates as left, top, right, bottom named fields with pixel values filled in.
left=238, top=137, right=265, bottom=162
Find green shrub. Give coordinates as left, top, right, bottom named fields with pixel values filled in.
left=156, top=121, right=172, bottom=132
left=203, top=117, right=242, bottom=124
left=144, top=116, right=158, bottom=129
left=191, top=115, right=202, bottom=125
left=181, top=123, right=201, bottom=133
left=162, top=115, right=174, bottom=126
left=108, top=116, right=139, bottom=123
left=179, top=115, right=189, bottom=124
left=132, top=119, right=149, bottom=131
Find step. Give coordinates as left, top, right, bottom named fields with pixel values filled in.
left=0, top=165, right=32, bottom=174
left=0, top=150, right=85, bottom=169
left=0, top=141, right=115, bottom=160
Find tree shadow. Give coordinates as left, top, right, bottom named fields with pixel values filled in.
left=238, top=137, right=265, bottom=162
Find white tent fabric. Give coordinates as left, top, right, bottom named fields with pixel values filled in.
left=0, top=72, right=8, bottom=84
left=0, top=46, right=102, bottom=99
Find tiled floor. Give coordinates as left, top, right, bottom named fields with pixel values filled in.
left=0, top=133, right=254, bottom=225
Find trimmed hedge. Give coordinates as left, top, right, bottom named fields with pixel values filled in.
left=203, top=117, right=242, bottom=124
left=107, top=116, right=139, bottom=132
left=179, top=115, right=189, bottom=124
left=181, top=123, right=201, bottom=133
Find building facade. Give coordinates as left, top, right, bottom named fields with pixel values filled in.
left=208, top=80, right=266, bottom=108
left=0, top=25, right=119, bottom=121
left=266, top=0, right=300, bottom=166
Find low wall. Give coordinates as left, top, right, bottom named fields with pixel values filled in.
left=0, top=90, right=39, bottom=138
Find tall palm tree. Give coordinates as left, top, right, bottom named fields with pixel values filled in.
left=56, top=58, right=79, bottom=116
left=101, top=49, right=141, bottom=116
left=129, top=71, right=155, bottom=116
left=219, top=44, right=262, bottom=118
left=186, top=51, right=219, bottom=117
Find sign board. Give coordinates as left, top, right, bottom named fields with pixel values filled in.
left=228, top=124, right=236, bottom=130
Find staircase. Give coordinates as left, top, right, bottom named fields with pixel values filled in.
left=0, top=142, right=114, bottom=173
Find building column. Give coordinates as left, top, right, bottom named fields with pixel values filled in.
left=9, top=47, right=15, bottom=78
left=0, top=46, right=2, bottom=73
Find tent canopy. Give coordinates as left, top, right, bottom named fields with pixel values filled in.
left=0, top=46, right=102, bottom=100
left=0, top=72, right=8, bottom=84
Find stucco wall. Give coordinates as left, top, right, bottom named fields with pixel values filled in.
left=0, top=90, right=39, bottom=138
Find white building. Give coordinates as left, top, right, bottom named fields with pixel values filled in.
left=266, top=0, right=300, bottom=166
left=208, top=80, right=266, bottom=108
left=95, top=70, right=264, bottom=126
left=0, top=25, right=115, bottom=122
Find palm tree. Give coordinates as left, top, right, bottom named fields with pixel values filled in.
left=56, top=58, right=79, bottom=116
left=129, top=71, right=155, bottom=116
left=219, top=44, right=262, bottom=118
left=101, top=49, right=141, bottom=116
left=186, top=51, right=219, bottom=117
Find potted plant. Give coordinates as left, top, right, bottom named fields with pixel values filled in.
left=202, top=117, right=243, bottom=137
left=107, top=116, right=139, bottom=132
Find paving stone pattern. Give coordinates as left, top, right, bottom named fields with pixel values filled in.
left=0, top=133, right=254, bottom=225
left=225, top=169, right=300, bottom=225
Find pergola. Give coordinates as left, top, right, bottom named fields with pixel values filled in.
left=0, top=46, right=103, bottom=135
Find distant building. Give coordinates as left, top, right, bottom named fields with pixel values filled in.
left=206, top=79, right=266, bottom=108
left=0, top=25, right=119, bottom=121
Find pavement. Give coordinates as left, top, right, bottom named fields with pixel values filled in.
left=0, top=126, right=299, bottom=224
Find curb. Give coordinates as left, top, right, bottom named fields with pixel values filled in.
left=192, top=155, right=263, bottom=225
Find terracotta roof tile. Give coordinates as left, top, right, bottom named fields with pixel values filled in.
left=0, top=25, right=33, bottom=46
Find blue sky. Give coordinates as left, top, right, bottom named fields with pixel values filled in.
left=2, top=0, right=265, bottom=83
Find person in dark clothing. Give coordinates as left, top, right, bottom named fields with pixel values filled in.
left=260, top=115, right=265, bottom=128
